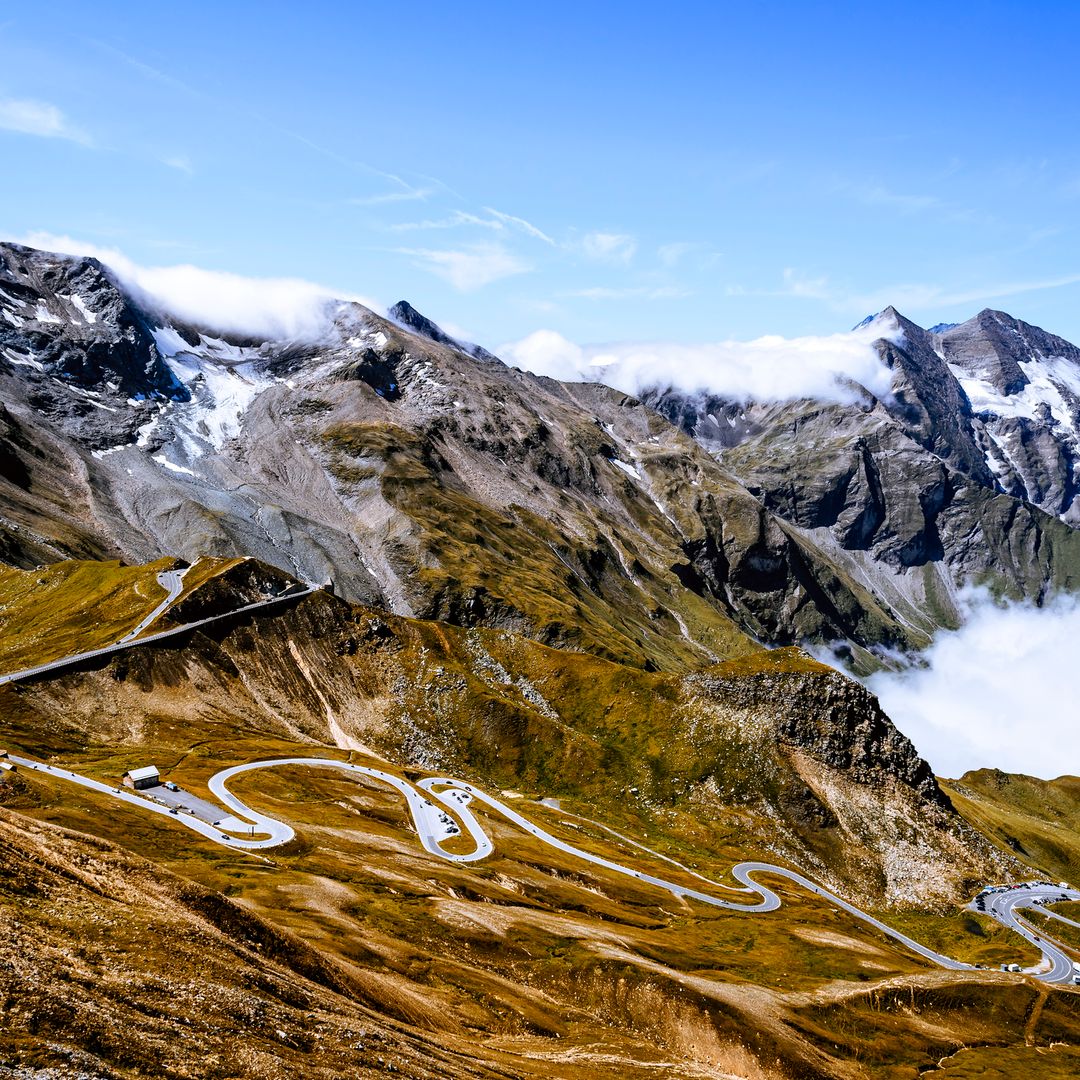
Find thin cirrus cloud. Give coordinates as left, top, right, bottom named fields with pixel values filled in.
left=726, top=267, right=832, bottom=301
left=498, top=323, right=894, bottom=404
left=389, top=210, right=504, bottom=233
left=10, top=231, right=378, bottom=340
left=393, top=243, right=531, bottom=291
left=848, top=273, right=1080, bottom=315
left=161, top=154, right=194, bottom=175
left=656, top=241, right=720, bottom=268
left=729, top=267, right=1080, bottom=319
left=388, top=206, right=556, bottom=246
left=842, top=182, right=943, bottom=214
left=350, top=188, right=434, bottom=207
left=482, top=207, right=556, bottom=245
left=568, top=285, right=689, bottom=301
left=658, top=241, right=698, bottom=267
left=581, top=231, right=637, bottom=263
left=0, top=97, right=90, bottom=145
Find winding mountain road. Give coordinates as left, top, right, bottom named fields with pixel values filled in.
left=0, top=582, right=321, bottom=686
left=10, top=751, right=1080, bottom=984
left=118, top=567, right=189, bottom=643
left=976, top=886, right=1080, bottom=983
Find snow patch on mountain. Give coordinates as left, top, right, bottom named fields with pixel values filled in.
left=953, top=356, right=1080, bottom=435
left=610, top=457, right=641, bottom=481
left=151, top=325, right=274, bottom=450
left=66, top=293, right=98, bottom=324
left=1, top=346, right=43, bottom=371
left=949, top=350, right=1080, bottom=520
left=152, top=453, right=197, bottom=477
left=33, top=301, right=62, bottom=325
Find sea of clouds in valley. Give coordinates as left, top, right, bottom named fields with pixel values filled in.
left=864, top=590, right=1080, bottom=780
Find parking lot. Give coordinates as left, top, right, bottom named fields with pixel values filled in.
left=149, top=783, right=231, bottom=826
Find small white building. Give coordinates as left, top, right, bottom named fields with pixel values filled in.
left=122, top=766, right=160, bottom=790
left=0, top=761, right=15, bottom=779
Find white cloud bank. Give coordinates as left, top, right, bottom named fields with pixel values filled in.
left=499, top=325, right=894, bottom=404
left=865, top=590, right=1080, bottom=781
left=0, top=98, right=90, bottom=144
left=12, top=231, right=377, bottom=340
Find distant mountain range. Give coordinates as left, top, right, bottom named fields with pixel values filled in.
left=5, top=240, right=1080, bottom=673
left=647, top=305, right=1080, bottom=664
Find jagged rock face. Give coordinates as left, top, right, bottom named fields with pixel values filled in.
left=693, top=666, right=945, bottom=805
left=672, top=657, right=1017, bottom=905
left=938, top=309, right=1080, bottom=524
left=0, top=244, right=188, bottom=449
left=877, top=308, right=995, bottom=484
left=647, top=307, right=1080, bottom=655
left=387, top=299, right=498, bottom=363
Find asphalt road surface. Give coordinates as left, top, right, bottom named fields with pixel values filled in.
left=12, top=752, right=1080, bottom=983
left=118, top=567, right=189, bottom=643
left=0, top=583, right=320, bottom=686
left=974, top=884, right=1080, bottom=983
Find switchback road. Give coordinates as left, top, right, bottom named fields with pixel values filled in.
left=975, top=884, right=1080, bottom=983
left=118, top=567, right=189, bottom=643
left=10, top=752, right=1080, bottom=983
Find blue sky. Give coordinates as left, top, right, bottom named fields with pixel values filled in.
left=4, top=1, right=1080, bottom=349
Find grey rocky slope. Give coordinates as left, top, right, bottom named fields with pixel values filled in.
left=4, top=240, right=1080, bottom=673
left=0, top=241, right=917, bottom=671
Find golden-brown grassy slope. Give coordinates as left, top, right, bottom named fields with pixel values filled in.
left=2, top=573, right=1015, bottom=908
left=0, top=804, right=539, bottom=1080
left=3, top=784, right=1079, bottom=1080
left=941, top=770, right=1080, bottom=888
left=0, top=555, right=243, bottom=671
left=317, top=414, right=762, bottom=673
left=311, top=370, right=908, bottom=674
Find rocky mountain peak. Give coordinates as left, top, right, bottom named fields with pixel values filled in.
left=939, top=309, right=1033, bottom=396
left=870, top=312, right=994, bottom=484
left=853, top=306, right=907, bottom=335
left=940, top=308, right=1080, bottom=397
left=387, top=299, right=445, bottom=340
left=387, top=299, right=499, bottom=364
left=0, top=241, right=188, bottom=414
